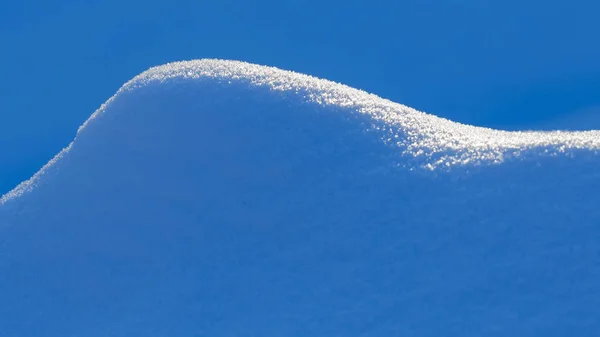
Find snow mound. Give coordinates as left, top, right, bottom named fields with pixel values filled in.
left=1, top=60, right=599, bottom=336
left=3, top=60, right=600, bottom=204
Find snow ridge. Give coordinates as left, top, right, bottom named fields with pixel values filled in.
left=2, top=59, right=599, bottom=204
left=1, top=59, right=600, bottom=337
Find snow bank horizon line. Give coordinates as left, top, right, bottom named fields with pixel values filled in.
left=2, top=59, right=600, bottom=204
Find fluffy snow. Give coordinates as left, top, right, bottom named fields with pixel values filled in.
left=1, top=59, right=599, bottom=336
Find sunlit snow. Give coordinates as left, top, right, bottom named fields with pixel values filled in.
left=1, top=60, right=599, bottom=336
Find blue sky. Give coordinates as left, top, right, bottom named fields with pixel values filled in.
left=1, top=0, right=599, bottom=194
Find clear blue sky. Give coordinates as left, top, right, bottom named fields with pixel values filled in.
left=1, top=0, right=599, bottom=194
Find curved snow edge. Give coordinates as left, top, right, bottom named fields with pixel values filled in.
left=2, top=59, right=600, bottom=204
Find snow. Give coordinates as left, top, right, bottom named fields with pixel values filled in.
left=1, top=59, right=599, bottom=336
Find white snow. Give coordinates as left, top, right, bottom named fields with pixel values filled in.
left=1, top=59, right=599, bottom=336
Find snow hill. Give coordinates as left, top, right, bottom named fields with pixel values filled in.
left=1, top=59, right=599, bottom=336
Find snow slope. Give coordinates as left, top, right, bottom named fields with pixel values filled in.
left=1, top=59, right=599, bottom=336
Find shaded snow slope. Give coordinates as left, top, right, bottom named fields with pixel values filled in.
left=1, top=60, right=599, bottom=336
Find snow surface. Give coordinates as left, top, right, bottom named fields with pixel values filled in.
left=1, top=59, right=600, bottom=336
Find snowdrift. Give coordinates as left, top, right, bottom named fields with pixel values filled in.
left=1, top=60, right=599, bottom=336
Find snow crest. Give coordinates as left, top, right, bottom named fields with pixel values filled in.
left=3, top=60, right=599, bottom=204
